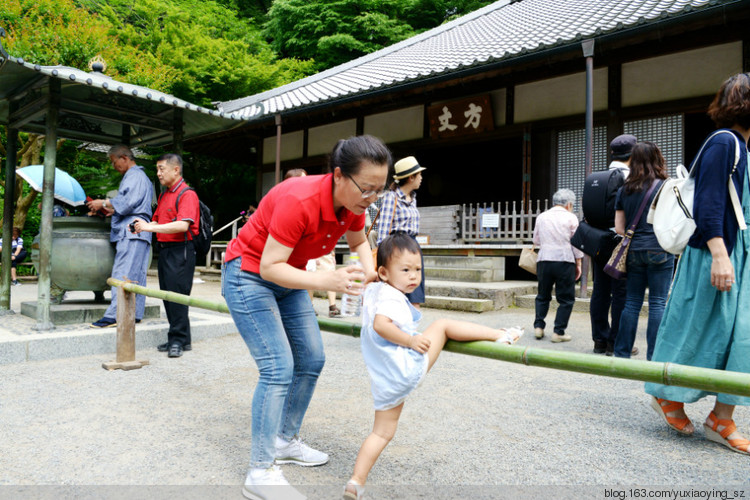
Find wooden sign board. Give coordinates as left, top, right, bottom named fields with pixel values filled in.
left=427, top=95, right=494, bottom=139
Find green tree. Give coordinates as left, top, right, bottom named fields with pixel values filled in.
left=79, top=0, right=316, bottom=106
left=264, top=0, right=416, bottom=70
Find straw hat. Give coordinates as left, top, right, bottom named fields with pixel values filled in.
left=393, top=156, right=426, bottom=180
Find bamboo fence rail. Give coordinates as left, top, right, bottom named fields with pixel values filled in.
left=108, top=278, right=750, bottom=397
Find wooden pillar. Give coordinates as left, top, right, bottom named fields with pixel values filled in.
left=102, top=284, right=149, bottom=370
left=607, top=64, right=623, bottom=147
left=522, top=127, right=531, bottom=211
left=274, top=114, right=282, bottom=185
left=0, top=123, right=18, bottom=313
left=505, top=85, right=515, bottom=126
left=34, top=79, right=60, bottom=331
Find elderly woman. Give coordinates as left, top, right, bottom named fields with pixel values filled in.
left=645, top=73, right=750, bottom=454
left=532, top=188, right=583, bottom=342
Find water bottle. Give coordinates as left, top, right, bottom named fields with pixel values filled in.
left=340, top=253, right=363, bottom=317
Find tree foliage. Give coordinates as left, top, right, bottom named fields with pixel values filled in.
left=264, top=0, right=496, bottom=70
left=264, top=0, right=415, bottom=69
left=77, top=0, right=316, bottom=106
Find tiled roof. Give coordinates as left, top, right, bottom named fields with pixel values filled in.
left=217, top=0, right=735, bottom=121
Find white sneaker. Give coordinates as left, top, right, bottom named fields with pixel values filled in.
left=242, top=465, right=306, bottom=500
left=275, top=435, right=329, bottom=466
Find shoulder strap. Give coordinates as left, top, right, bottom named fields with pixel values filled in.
left=174, top=186, right=193, bottom=212
left=626, top=180, right=659, bottom=235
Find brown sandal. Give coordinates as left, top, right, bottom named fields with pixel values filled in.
left=650, top=397, right=693, bottom=435
left=704, top=411, right=750, bottom=455
left=329, top=304, right=341, bottom=317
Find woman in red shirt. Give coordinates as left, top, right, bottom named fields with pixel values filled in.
left=222, top=135, right=392, bottom=500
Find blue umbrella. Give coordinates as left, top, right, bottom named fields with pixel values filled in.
left=16, top=165, right=87, bottom=206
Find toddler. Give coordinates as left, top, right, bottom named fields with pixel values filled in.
left=343, top=231, right=523, bottom=499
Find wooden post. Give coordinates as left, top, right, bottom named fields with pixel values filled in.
left=102, top=281, right=149, bottom=371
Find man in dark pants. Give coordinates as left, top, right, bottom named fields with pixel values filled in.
left=133, top=153, right=199, bottom=358
left=590, top=135, right=634, bottom=356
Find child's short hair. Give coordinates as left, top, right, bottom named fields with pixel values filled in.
left=376, top=231, right=421, bottom=268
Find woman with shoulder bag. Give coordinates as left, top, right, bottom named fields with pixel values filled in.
left=644, top=73, right=750, bottom=454
left=611, top=141, right=674, bottom=360
left=376, top=156, right=427, bottom=308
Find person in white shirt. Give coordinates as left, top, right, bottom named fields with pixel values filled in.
left=532, top=189, right=583, bottom=342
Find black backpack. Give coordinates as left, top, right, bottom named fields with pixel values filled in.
left=582, top=168, right=626, bottom=229
left=174, top=187, right=213, bottom=256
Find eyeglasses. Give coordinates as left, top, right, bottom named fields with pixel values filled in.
left=346, top=174, right=386, bottom=199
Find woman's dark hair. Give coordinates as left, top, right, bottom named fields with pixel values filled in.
left=707, top=73, right=750, bottom=129
left=376, top=231, right=421, bottom=268
left=624, top=141, right=668, bottom=194
left=328, top=135, right=393, bottom=176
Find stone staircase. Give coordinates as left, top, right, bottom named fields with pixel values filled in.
left=422, top=255, right=535, bottom=312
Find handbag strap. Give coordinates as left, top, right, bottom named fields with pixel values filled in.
left=365, top=193, right=398, bottom=238
left=626, top=180, right=660, bottom=236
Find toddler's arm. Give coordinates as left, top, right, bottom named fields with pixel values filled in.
left=373, top=314, right=431, bottom=353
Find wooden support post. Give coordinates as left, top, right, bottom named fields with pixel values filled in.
left=102, top=281, right=149, bottom=371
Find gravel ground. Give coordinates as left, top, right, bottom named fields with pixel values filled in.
left=1, top=294, right=749, bottom=499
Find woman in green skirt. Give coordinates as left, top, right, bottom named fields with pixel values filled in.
left=645, top=73, right=750, bottom=455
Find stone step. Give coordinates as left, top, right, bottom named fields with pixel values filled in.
left=424, top=295, right=494, bottom=313
left=426, top=280, right=537, bottom=310
left=423, top=255, right=503, bottom=270
left=425, top=267, right=497, bottom=282
left=514, top=294, right=649, bottom=316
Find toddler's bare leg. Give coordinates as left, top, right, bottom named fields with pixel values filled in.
left=423, top=319, right=506, bottom=370
left=349, top=403, right=404, bottom=487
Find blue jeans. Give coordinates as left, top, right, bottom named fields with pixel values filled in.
left=614, top=250, right=674, bottom=360
left=222, top=258, right=325, bottom=468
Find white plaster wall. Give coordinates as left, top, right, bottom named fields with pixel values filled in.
left=514, top=68, right=608, bottom=123
left=308, top=119, right=357, bottom=157
left=363, top=105, right=424, bottom=144
left=622, top=42, right=742, bottom=107
left=262, top=130, right=304, bottom=164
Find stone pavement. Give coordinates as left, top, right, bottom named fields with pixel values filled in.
left=0, top=276, right=236, bottom=365
left=1, top=278, right=748, bottom=499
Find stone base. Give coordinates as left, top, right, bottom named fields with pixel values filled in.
left=102, top=359, right=150, bottom=371
left=20, top=300, right=161, bottom=325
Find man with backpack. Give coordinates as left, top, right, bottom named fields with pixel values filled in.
left=133, top=153, right=200, bottom=358
left=585, top=134, right=636, bottom=356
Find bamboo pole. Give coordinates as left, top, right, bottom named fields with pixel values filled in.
left=107, top=278, right=750, bottom=396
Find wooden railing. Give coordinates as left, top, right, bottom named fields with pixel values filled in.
left=460, top=200, right=549, bottom=243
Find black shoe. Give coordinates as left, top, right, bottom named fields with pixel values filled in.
left=593, top=341, right=607, bottom=354
left=158, top=342, right=191, bottom=352
left=605, top=342, right=614, bottom=356
left=90, top=317, right=117, bottom=328
left=168, top=343, right=183, bottom=358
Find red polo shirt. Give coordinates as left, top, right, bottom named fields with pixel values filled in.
left=225, top=173, right=364, bottom=274
left=152, top=178, right=200, bottom=243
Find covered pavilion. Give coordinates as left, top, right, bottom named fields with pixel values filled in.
left=0, top=28, right=246, bottom=329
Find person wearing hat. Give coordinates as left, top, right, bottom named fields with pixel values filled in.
left=588, top=134, right=636, bottom=355
left=377, top=156, right=427, bottom=307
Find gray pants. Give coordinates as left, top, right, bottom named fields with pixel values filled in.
left=103, top=238, right=151, bottom=320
